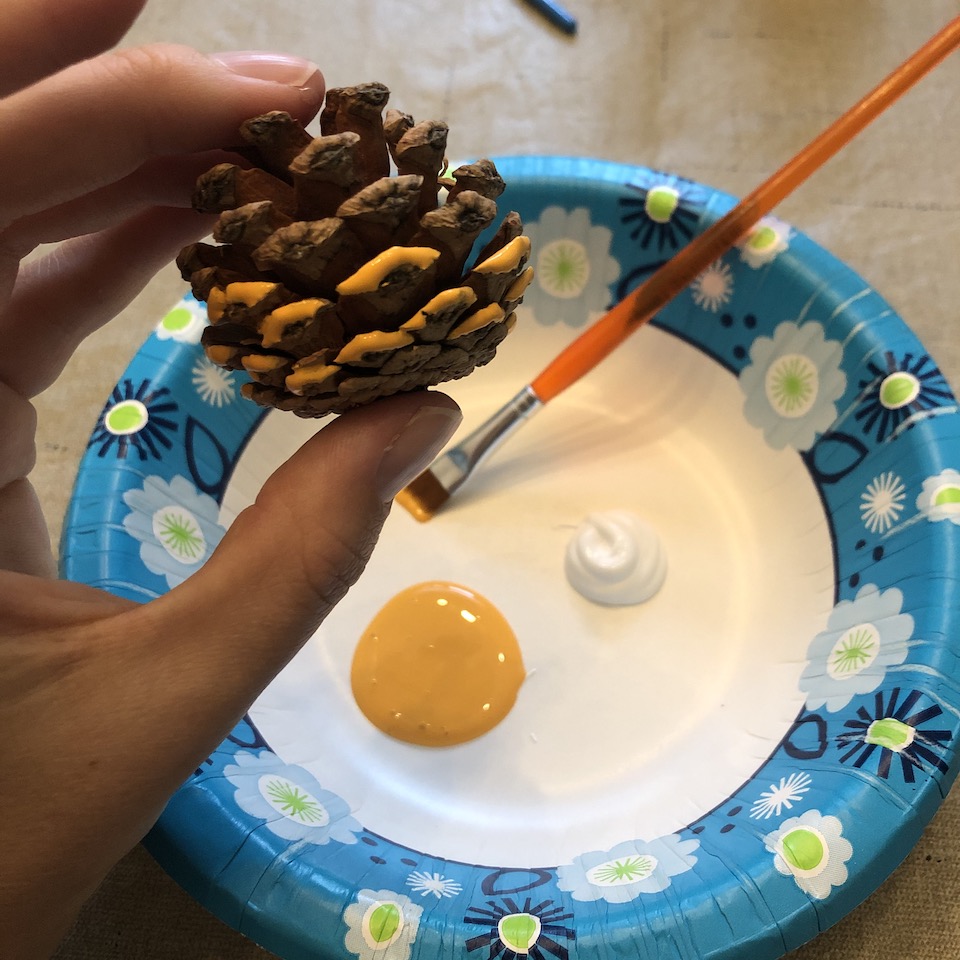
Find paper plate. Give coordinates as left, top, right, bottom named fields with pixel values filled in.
left=62, top=157, right=960, bottom=959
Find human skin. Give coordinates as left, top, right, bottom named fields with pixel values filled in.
left=0, top=2, right=461, bottom=955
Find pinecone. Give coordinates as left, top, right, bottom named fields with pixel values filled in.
left=177, top=82, right=532, bottom=418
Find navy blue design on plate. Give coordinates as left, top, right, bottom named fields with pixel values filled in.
left=617, top=174, right=706, bottom=251
left=464, top=896, right=576, bottom=960
left=854, top=352, right=954, bottom=442
left=610, top=171, right=709, bottom=303
left=184, top=414, right=234, bottom=499
left=837, top=688, right=952, bottom=782
left=482, top=869, right=554, bottom=896
left=87, top=378, right=178, bottom=460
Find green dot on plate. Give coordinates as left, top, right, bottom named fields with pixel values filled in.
left=105, top=400, right=148, bottom=435
left=879, top=372, right=919, bottom=409
left=499, top=914, right=540, bottom=952
left=933, top=485, right=960, bottom=507
left=866, top=717, right=915, bottom=751
left=367, top=903, right=401, bottom=945
left=749, top=225, right=778, bottom=251
left=645, top=186, right=680, bottom=224
left=161, top=307, right=193, bottom=332
left=781, top=827, right=825, bottom=872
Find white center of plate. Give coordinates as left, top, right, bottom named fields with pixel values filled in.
left=225, top=319, right=835, bottom=866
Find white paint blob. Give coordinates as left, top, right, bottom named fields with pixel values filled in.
left=565, top=510, right=667, bottom=605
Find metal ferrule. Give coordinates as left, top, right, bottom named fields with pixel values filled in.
left=431, top=385, right=544, bottom=495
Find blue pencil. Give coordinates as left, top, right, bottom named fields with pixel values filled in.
left=520, top=0, right=577, bottom=36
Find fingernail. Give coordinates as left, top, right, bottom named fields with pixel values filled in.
left=376, top=405, right=462, bottom=503
left=209, top=50, right=322, bottom=89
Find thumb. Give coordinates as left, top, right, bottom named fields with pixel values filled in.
left=141, top=391, right=461, bottom=699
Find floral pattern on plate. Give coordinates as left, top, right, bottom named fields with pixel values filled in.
left=155, top=294, right=207, bottom=344
left=836, top=687, right=952, bottom=782
left=737, top=216, right=792, bottom=269
left=749, top=772, right=813, bottom=820
left=860, top=471, right=907, bottom=534
left=799, top=584, right=912, bottom=713
left=691, top=259, right=735, bottom=313
left=191, top=354, right=237, bottom=407
left=739, top=320, right=846, bottom=450
left=916, top=468, right=960, bottom=525
left=224, top=750, right=361, bottom=844
left=343, top=889, right=423, bottom=960
left=87, top=378, right=179, bottom=460
left=121, top=474, right=225, bottom=587
left=523, top=206, right=620, bottom=327
left=556, top=835, right=699, bottom=903
left=763, top=810, right=852, bottom=899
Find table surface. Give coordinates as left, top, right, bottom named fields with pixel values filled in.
left=41, top=1, right=960, bottom=957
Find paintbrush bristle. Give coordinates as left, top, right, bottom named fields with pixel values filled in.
left=394, top=469, right=451, bottom=522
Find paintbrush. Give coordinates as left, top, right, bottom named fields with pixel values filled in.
left=395, top=15, right=960, bottom=523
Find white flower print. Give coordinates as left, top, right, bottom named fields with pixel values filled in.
left=764, top=810, right=852, bottom=900
left=738, top=216, right=791, bottom=269
left=739, top=320, right=846, bottom=451
left=916, top=468, right=960, bottom=525
left=192, top=355, right=236, bottom=407
left=156, top=296, right=207, bottom=343
left=750, top=772, right=812, bottom=820
left=799, top=583, right=912, bottom=712
left=122, top=475, right=225, bottom=588
left=405, top=871, right=462, bottom=899
left=343, top=889, right=422, bottom=960
left=690, top=259, right=734, bottom=312
left=523, top=206, right=620, bottom=327
left=860, top=472, right=906, bottom=533
left=223, top=750, right=360, bottom=845
left=557, top=835, right=698, bottom=904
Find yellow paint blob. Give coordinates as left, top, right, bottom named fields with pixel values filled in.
left=351, top=582, right=525, bottom=747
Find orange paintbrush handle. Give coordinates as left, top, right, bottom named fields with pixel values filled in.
left=530, top=15, right=960, bottom=405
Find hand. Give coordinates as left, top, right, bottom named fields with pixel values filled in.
left=0, top=2, right=462, bottom=955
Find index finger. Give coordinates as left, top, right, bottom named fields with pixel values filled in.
left=0, top=0, right=147, bottom=97
left=0, top=44, right=325, bottom=230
